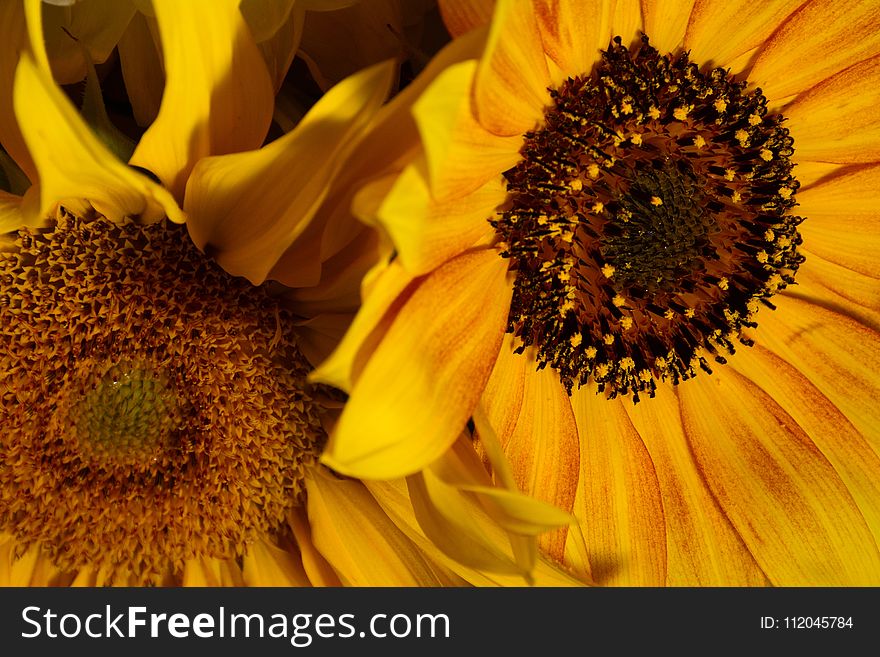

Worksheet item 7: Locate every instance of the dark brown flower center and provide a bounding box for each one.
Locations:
[493,36,805,401]
[0,209,324,583]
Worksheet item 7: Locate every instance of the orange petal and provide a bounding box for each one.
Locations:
[532,0,613,82]
[571,385,667,586]
[796,164,880,278]
[117,11,164,127]
[678,366,880,585]
[492,354,579,563]
[241,539,311,586]
[786,55,880,164]
[438,0,495,36]
[288,508,343,586]
[792,253,880,328]
[624,389,769,585]
[473,0,550,136]
[182,556,245,586]
[748,0,880,102]
[641,0,695,54]
[751,294,880,446]
[684,0,801,74]
[129,0,273,201]
[730,344,880,544]
[320,248,512,479]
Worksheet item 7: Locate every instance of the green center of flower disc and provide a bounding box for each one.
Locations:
[73,362,184,465]
[0,209,326,584]
[493,35,805,401]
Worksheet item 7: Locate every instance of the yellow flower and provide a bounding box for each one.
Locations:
[0,0,572,587]
[317,0,880,585]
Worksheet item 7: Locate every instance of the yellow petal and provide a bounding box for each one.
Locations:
[182,556,245,586]
[117,11,164,127]
[241,539,311,586]
[240,0,297,42]
[473,0,550,136]
[532,0,612,85]
[624,389,769,585]
[684,0,801,74]
[321,248,512,479]
[311,259,417,393]
[306,469,454,586]
[366,478,586,586]
[13,52,182,224]
[42,0,135,84]
[414,59,522,201]
[255,4,304,92]
[485,353,579,562]
[0,191,24,233]
[794,160,845,189]
[610,0,643,47]
[570,385,667,586]
[129,0,273,201]
[792,252,880,328]
[438,0,495,37]
[184,60,395,285]
[786,56,880,164]
[730,344,880,544]
[748,0,880,102]
[752,294,880,445]
[796,164,880,278]
[377,161,505,275]
[0,1,36,182]
[288,508,343,586]
[641,0,695,54]
[678,367,880,585]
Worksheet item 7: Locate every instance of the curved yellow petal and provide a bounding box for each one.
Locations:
[117,11,164,127]
[311,259,417,393]
[0,1,36,182]
[570,385,667,586]
[255,3,304,92]
[366,478,586,586]
[13,52,182,224]
[288,508,343,586]
[797,164,880,278]
[321,248,512,479]
[473,0,550,136]
[240,0,296,42]
[182,556,245,586]
[641,0,694,54]
[678,367,880,585]
[748,0,880,102]
[438,0,495,37]
[184,60,395,285]
[753,294,880,445]
[377,162,505,276]
[305,469,455,586]
[792,253,880,328]
[611,0,644,47]
[241,539,311,586]
[42,0,135,84]
[129,0,273,201]
[786,55,880,164]
[684,0,801,74]
[624,390,769,585]
[0,191,24,233]
[730,344,880,544]
[414,59,522,201]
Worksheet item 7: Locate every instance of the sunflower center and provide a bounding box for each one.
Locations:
[493,35,804,401]
[0,209,325,583]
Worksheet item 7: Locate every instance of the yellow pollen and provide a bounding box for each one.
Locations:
[594,363,611,378]
[673,105,691,121]
[654,357,668,370]
[777,235,792,248]
[620,357,635,371]
[714,98,728,112]
[648,106,660,119]
[779,186,793,199]
[569,333,583,347]
[731,191,742,203]
[612,294,627,307]
[650,196,663,206]
[735,129,749,146]
[603,333,616,345]
[760,148,773,161]
[537,214,549,225]
[749,113,762,126]
[601,264,616,278]
[587,163,600,178]
[724,168,736,181]
[718,277,729,291]
[585,346,598,359]
[592,201,605,214]
[630,132,643,145]
[570,178,583,191]
[693,135,706,149]
[664,309,675,320]
[684,308,696,318]
[620,316,634,330]
[747,299,760,315]
[620,101,633,115]
[756,250,769,263]
[764,229,775,242]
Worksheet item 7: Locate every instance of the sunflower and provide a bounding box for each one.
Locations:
[316,0,880,586]
[0,0,550,587]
